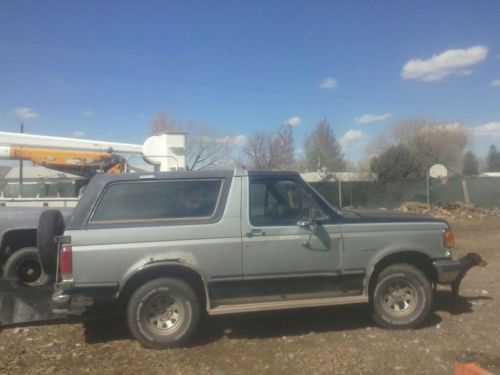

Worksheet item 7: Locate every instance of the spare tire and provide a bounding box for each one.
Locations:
[37,210,65,276]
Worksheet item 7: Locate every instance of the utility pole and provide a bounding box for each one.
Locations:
[19,123,24,197]
[338,177,342,209]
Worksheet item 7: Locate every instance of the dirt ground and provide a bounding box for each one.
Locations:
[1,215,499,375]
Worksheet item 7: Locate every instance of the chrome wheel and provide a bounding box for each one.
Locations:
[127,278,200,349]
[372,264,432,329]
[381,282,418,317]
[142,294,185,335]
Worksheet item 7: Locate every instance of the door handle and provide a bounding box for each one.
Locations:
[245,229,266,237]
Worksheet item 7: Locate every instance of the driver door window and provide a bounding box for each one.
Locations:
[249,178,330,227]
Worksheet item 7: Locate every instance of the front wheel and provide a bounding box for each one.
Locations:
[126,278,200,349]
[372,264,432,329]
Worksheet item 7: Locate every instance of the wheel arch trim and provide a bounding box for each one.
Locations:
[364,249,436,295]
[117,258,211,311]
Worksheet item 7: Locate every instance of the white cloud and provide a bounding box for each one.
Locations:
[216,135,248,147]
[354,113,392,125]
[472,122,500,139]
[15,107,38,120]
[72,130,85,138]
[285,116,301,126]
[320,77,337,89]
[401,45,488,82]
[490,80,500,87]
[340,129,364,149]
[82,111,94,117]
[233,134,248,146]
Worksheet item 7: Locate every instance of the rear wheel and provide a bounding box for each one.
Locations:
[3,247,50,287]
[126,278,200,349]
[372,263,432,329]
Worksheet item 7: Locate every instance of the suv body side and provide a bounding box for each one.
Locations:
[59,170,450,311]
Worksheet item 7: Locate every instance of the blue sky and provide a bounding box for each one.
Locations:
[1,1,499,163]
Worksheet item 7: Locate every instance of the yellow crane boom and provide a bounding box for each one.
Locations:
[1,145,125,177]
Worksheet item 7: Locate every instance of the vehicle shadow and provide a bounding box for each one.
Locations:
[78,304,386,346]
[79,304,381,346]
[82,316,133,344]
[190,304,443,347]
[76,290,491,346]
[2,290,489,347]
[433,290,493,315]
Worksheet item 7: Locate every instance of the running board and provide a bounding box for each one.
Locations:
[208,295,368,316]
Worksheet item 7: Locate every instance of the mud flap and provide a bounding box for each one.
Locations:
[0,279,64,326]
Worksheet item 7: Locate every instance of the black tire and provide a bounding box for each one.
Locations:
[372,263,432,329]
[37,210,65,276]
[126,278,200,349]
[3,247,51,287]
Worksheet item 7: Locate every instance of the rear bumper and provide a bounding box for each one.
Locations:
[52,284,118,314]
[52,289,71,310]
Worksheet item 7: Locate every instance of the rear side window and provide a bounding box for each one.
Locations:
[91,179,223,222]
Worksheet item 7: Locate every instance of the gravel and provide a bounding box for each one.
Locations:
[1,216,499,374]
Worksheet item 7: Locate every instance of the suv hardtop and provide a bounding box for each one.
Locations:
[38,169,484,349]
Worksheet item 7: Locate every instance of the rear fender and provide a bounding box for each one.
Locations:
[118,252,210,309]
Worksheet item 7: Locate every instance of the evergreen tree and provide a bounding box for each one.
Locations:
[370,144,420,181]
[487,145,500,172]
[462,151,479,175]
[304,119,345,172]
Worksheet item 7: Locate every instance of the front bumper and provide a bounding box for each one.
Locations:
[433,259,463,283]
[433,252,486,284]
[433,252,486,298]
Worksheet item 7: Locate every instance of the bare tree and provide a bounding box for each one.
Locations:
[371,118,471,178]
[151,113,182,134]
[270,125,295,170]
[400,121,470,175]
[243,125,296,170]
[244,131,272,169]
[364,134,391,159]
[151,112,231,170]
[186,124,233,170]
[359,134,391,172]
[391,118,428,145]
[303,119,345,172]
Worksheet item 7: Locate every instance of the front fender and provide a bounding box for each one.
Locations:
[363,244,435,292]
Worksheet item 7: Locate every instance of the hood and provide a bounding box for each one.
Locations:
[339,208,447,224]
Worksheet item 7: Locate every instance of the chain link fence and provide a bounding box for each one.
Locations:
[311,176,500,210]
